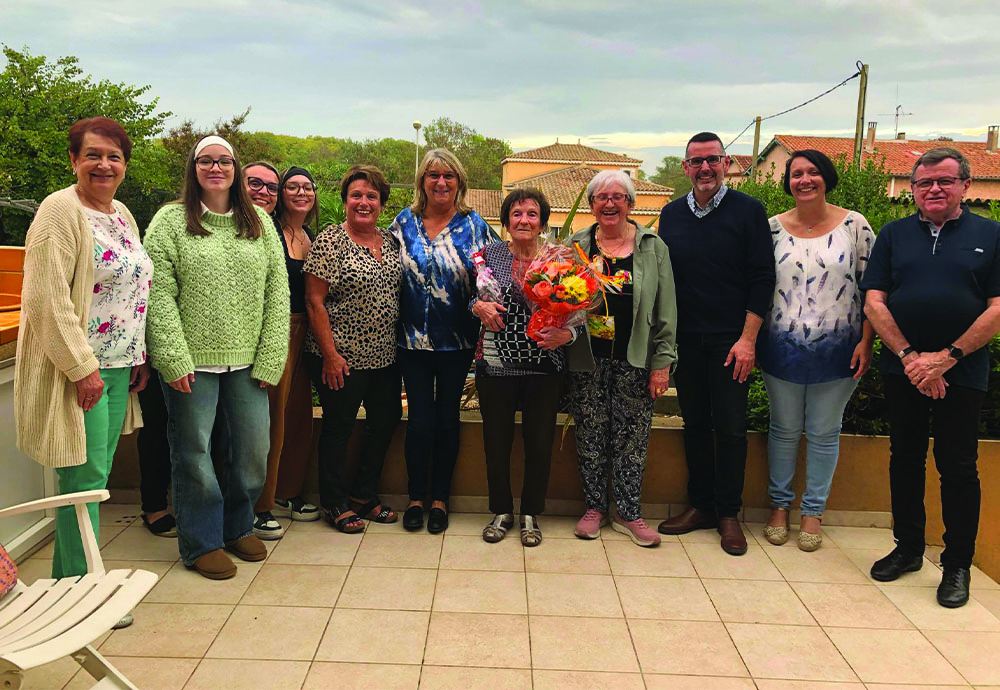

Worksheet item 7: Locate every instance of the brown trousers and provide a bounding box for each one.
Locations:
[255,313,314,512]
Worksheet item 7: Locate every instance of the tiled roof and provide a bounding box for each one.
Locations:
[730,155,754,172]
[503,142,642,165]
[465,189,502,220]
[766,135,1000,180]
[505,165,672,212]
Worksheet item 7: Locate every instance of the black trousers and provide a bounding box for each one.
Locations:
[476,372,565,516]
[883,374,985,569]
[136,380,172,513]
[673,332,750,518]
[306,354,402,510]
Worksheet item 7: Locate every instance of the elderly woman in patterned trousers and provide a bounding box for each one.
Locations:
[566,170,678,548]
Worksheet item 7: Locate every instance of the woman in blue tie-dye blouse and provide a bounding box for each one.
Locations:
[757,150,876,552]
[390,148,493,534]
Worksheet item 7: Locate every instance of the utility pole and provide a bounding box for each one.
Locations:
[852,63,870,167]
[750,116,762,176]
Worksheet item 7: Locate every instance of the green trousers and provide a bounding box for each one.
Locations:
[53,367,131,579]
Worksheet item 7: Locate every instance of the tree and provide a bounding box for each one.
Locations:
[650,155,691,197]
[423,117,512,190]
[0,46,171,243]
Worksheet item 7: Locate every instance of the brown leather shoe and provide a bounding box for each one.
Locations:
[657,507,718,535]
[718,518,748,556]
[225,534,267,562]
[189,549,237,580]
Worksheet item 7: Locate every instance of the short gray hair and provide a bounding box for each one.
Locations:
[586,170,636,205]
[911,147,971,181]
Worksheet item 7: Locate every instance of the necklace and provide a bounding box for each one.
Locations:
[596,229,633,259]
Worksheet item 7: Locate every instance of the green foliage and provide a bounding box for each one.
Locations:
[554,186,586,242]
[423,117,512,190]
[0,45,171,243]
[650,155,691,197]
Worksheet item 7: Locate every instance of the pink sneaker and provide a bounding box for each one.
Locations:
[574,510,609,539]
[612,514,661,547]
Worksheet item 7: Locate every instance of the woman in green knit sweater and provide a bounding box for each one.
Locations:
[144,135,290,580]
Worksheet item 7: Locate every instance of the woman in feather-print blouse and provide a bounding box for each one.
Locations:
[757,150,876,552]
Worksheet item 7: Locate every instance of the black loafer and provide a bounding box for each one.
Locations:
[141,513,177,538]
[427,507,449,534]
[403,505,424,532]
[937,567,971,608]
[870,546,923,582]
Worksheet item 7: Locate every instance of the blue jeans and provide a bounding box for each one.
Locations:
[762,372,858,516]
[160,368,269,565]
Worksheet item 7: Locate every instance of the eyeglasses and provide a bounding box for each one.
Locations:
[247,177,279,195]
[911,176,967,192]
[195,156,235,170]
[684,155,726,168]
[284,182,317,194]
[592,193,629,203]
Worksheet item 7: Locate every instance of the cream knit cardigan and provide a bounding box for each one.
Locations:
[15,185,143,468]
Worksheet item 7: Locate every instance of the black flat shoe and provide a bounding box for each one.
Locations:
[141,513,177,538]
[937,567,971,608]
[870,546,923,582]
[427,507,449,534]
[403,505,424,531]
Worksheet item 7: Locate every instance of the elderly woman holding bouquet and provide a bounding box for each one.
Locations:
[567,170,678,547]
[471,188,573,546]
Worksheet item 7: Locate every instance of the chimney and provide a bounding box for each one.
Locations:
[896,132,906,140]
[864,122,877,153]
[987,125,999,153]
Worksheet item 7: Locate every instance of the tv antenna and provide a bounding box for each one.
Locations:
[879,87,913,138]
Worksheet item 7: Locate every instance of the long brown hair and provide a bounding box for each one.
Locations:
[275,166,320,232]
[177,137,263,239]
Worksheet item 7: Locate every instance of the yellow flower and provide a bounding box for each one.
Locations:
[560,275,590,303]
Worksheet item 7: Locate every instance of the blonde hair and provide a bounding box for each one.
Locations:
[411,148,471,216]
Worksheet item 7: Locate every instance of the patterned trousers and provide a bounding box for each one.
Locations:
[569,357,655,522]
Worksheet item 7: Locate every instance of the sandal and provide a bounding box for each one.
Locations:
[520,515,542,547]
[798,515,823,552]
[482,513,514,543]
[352,496,397,524]
[326,506,365,534]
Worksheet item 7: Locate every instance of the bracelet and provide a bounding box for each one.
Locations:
[897,346,915,359]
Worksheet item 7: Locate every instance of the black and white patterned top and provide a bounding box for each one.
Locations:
[303,224,402,369]
[472,241,566,376]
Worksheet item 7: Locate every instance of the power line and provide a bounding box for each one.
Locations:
[725,61,864,150]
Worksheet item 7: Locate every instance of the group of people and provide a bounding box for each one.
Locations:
[14,117,1000,612]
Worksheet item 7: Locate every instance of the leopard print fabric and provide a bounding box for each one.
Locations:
[303,224,402,369]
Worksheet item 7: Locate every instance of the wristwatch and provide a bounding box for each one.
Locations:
[897,346,915,359]
[947,345,965,360]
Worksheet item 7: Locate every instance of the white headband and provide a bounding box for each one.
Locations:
[194,135,234,158]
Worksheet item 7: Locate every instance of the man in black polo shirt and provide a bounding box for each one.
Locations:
[863,147,1000,608]
[656,132,775,556]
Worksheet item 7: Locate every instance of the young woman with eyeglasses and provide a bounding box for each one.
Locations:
[244,162,281,215]
[144,135,290,579]
[251,166,322,540]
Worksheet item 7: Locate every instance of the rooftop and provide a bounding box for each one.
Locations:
[18,502,1000,689]
[506,165,673,214]
[464,189,502,221]
[503,142,642,166]
[764,135,1000,180]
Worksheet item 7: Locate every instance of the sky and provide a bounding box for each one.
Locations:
[3,0,999,175]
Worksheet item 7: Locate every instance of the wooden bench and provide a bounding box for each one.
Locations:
[0,490,158,689]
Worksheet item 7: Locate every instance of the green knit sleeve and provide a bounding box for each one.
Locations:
[145,206,195,383]
[252,207,291,385]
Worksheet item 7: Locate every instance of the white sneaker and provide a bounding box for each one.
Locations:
[253,511,285,540]
[274,496,321,522]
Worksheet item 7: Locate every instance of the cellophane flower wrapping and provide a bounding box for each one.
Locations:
[471,250,503,303]
[520,243,603,342]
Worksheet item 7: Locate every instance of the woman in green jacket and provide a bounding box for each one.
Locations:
[566,170,678,547]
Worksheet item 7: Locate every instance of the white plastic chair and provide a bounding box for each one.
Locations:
[0,490,158,689]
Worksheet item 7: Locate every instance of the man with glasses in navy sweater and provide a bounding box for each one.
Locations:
[863,147,1000,608]
[656,132,775,556]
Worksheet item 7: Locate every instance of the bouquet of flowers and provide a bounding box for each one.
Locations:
[471,250,503,303]
[521,243,603,342]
